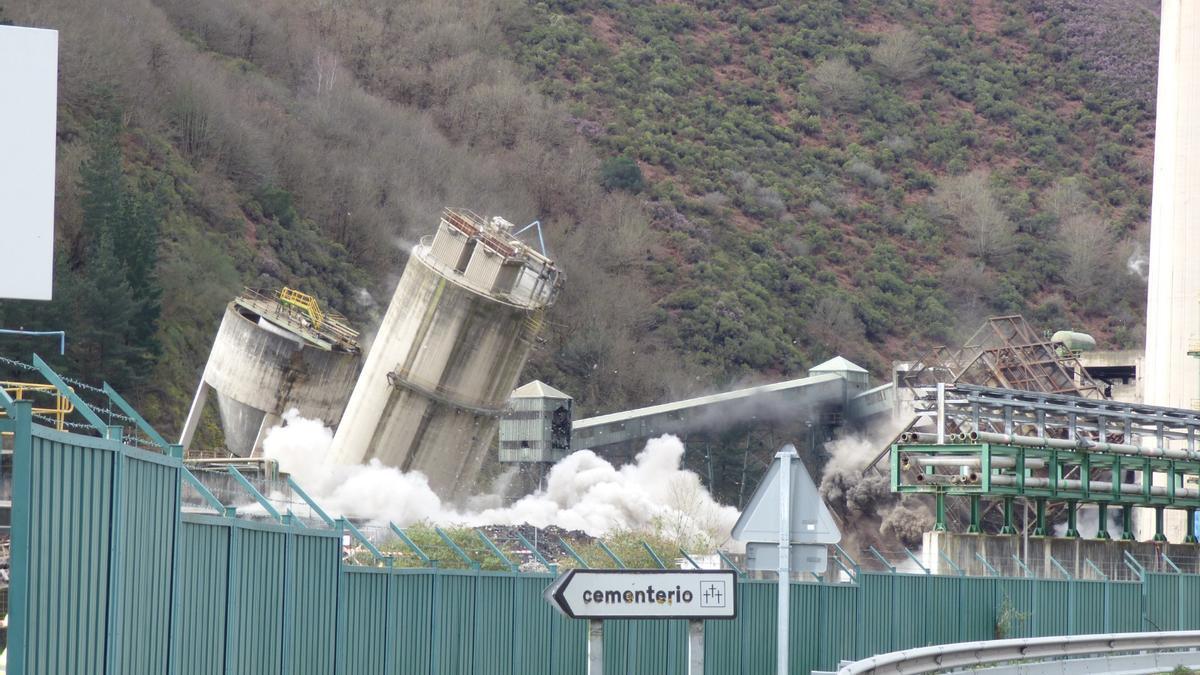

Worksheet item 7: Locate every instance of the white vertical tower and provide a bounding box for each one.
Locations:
[1142,0,1200,540]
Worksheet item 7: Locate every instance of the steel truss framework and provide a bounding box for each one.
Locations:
[893,383,1200,542]
[899,316,1105,400]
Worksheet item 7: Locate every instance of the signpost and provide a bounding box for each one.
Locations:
[732,444,841,675]
[543,569,737,674]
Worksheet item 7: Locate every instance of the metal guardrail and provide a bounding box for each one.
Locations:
[828,630,1200,674]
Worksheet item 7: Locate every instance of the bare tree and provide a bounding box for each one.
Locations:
[807,295,865,354]
[871,28,927,82]
[808,57,868,111]
[930,170,1016,263]
[1047,180,1122,311]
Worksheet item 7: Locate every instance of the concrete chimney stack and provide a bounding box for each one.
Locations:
[1141,0,1199,540]
[1145,1,1200,410]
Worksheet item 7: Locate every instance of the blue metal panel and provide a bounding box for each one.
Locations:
[435,573,477,675]
[1071,581,1107,635]
[175,518,231,675]
[114,455,178,673]
[231,526,288,674]
[739,581,776,674]
[1033,580,1070,636]
[1109,582,1144,633]
[1145,573,1180,631]
[958,577,1001,643]
[24,431,114,675]
[290,532,340,675]
[474,574,515,675]
[342,568,391,674]
[892,574,932,648]
[921,575,964,647]
[1179,575,1200,629]
[391,570,434,675]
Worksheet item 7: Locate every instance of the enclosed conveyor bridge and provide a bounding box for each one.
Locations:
[571,356,890,453]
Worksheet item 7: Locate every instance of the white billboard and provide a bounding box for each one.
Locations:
[0,25,58,301]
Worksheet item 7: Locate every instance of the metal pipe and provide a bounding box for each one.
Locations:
[904,432,943,444]
[975,430,1199,461]
[989,474,1200,499]
[906,456,1046,470]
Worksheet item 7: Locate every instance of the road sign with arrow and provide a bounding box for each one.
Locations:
[543,569,737,620]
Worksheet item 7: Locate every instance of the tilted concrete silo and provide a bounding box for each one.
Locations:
[330,208,561,501]
[179,288,362,456]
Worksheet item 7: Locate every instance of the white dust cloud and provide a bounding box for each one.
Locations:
[261,410,739,548]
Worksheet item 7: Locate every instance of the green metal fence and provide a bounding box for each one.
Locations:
[5,392,1199,675]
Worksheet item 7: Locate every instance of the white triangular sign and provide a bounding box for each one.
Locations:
[732,444,841,544]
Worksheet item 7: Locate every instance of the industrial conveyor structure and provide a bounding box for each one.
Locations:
[892,382,1200,542]
[567,356,893,506]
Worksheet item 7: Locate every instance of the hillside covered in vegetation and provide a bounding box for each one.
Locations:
[510,0,1158,374]
[0,0,1160,442]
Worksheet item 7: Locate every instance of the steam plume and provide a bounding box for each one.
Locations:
[261,410,738,548]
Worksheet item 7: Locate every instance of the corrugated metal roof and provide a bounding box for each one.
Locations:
[809,356,868,374]
[510,380,572,399]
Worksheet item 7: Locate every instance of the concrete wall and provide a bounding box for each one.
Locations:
[925,530,1200,580]
[330,246,540,501]
[1078,349,1142,403]
[200,303,360,455]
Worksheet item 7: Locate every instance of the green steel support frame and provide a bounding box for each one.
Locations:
[17,373,1200,674]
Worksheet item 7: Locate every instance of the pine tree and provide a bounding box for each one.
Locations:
[68,232,142,389]
[60,99,164,388]
[115,189,162,351]
[78,103,124,264]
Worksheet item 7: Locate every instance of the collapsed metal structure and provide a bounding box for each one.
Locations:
[896,316,1104,400]
[892,382,1200,542]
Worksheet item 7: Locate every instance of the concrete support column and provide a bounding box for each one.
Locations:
[251,411,282,457]
[178,380,211,453]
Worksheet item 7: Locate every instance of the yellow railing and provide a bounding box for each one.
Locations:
[277,287,325,330]
[0,381,73,431]
[522,309,544,340]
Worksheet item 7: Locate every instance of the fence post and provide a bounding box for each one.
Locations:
[383,559,396,675]
[281,518,296,675]
[430,566,442,675]
[167,444,184,675]
[7,399,32,675]
[104,425,127,674]
[334,519,348,675]
[225,519,243,674]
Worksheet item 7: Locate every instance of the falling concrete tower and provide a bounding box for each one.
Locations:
[180,288,362,456]
[1141,0,1199,540]
[330,208,561,501]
